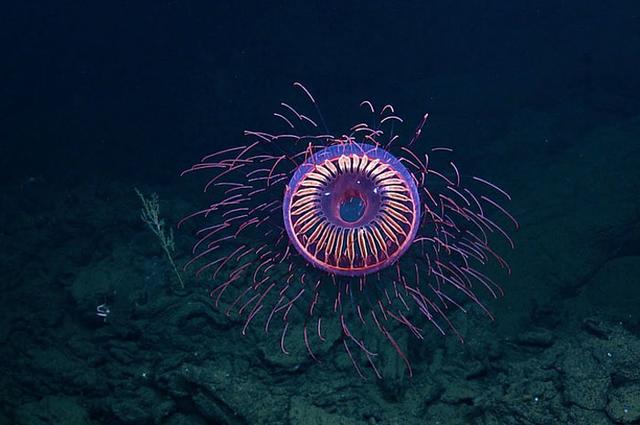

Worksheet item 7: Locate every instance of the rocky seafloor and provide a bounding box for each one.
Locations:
[1,104,639,425]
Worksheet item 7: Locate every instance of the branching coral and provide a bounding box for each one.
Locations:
[135,188,184,288]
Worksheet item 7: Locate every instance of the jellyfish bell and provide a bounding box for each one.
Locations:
[283,143,421,276]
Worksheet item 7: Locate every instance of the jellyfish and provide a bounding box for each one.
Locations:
[180,83,517,377]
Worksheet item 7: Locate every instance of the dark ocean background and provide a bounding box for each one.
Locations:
[2,1,640,424]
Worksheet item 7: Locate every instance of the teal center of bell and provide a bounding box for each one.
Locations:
[339,194,366,223]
